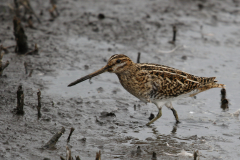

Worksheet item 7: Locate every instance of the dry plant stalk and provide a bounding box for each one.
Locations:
[14,0,21,18]
[16,85,24,114]
[137,52,141,63]
[43,127,65,149]
[13,17,28,54]
[169,25,177,44]
[37,90,41,118]
[49,0,59,18]
[0,45,9,54]
[96,150,101,160]
[66,146,72,160]
[194,150,199,160]
[20,0,41,23]
[152,152,157,160]
[28,69,33,77]
[24,62,28,74]
[0,48,10,76]
[26,15,36,29]
[60,147,81,160]
[220,88,229,110]
[67,127,75,143]
[25,44,38,55]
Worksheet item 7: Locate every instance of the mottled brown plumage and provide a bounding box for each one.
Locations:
[68,54,224,125]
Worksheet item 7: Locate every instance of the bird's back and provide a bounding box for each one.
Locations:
[117,63,224,103]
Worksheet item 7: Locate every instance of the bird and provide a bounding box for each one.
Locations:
[68,54,224,125]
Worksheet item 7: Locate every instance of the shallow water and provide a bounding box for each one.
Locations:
[42,32,240,159]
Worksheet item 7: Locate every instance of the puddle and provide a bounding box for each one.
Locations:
[42,70,120,98]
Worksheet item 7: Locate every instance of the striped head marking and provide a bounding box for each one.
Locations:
[68,54,133,87]
[107,54,133,73]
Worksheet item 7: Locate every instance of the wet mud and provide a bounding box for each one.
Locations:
[1,0,240,159]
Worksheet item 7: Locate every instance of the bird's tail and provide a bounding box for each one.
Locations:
[190,77,225,97]
[199,78,225,92]
[211,81,225,88]
[199,77,225,88]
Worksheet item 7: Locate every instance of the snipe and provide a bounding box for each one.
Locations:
[68,54,224,125]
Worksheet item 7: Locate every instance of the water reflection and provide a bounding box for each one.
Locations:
[171,124,178,134]
[221,99,229,110]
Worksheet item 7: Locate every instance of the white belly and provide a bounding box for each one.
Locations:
[150,89,199,107]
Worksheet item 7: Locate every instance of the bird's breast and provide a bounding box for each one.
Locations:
[116,73,153,103]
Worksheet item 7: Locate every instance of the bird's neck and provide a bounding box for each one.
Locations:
[116,63,138,77]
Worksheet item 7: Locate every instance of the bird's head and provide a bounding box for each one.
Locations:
[68,54,133,87]
[106,54,133,73]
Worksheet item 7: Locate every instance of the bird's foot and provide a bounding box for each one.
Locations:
[175,120,181,124]
[146,109,162,126]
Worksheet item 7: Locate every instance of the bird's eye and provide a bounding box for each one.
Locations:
[116,59,121,63]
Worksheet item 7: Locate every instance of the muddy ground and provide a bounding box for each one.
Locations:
[1,0,240,159]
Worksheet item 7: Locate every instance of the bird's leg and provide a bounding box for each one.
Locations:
[165,102,180,123]
[146,108,162,126]
[171,108,180,123]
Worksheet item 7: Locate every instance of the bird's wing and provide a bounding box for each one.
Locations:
[135,68,201,99]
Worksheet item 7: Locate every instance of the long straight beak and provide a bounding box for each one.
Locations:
[68,66,108,87]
